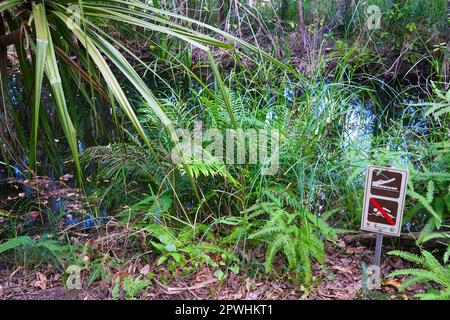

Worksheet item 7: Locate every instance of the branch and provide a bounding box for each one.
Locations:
[341,232,450,249]
[0,29,21,47]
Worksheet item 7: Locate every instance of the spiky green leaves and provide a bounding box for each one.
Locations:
[388,249,450,299]
[30,3,81,180]
[246,202,332,283]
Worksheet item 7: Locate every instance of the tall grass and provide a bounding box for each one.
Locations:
[1,0,448,285]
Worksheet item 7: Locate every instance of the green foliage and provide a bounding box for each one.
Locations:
[111,276,121,300]
[178,160,239,187]
[0,235,66,267]
[144,223,234,276]
[388,249,450,300]
[406,84,449,244]
[122,276,152,300]
[408,180,444,229]
[245,201,335,283]
[1,0,278,187]
[1,0,449,299]
[80,143,163,207]
[0,236,34,254]
[422,83,450,120]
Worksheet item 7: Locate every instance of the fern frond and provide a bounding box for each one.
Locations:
[417,289,450,300]
[265,234,286,272]
[407,188,442,227]
[0,236,33,254]
[243,200,333,281]
[248,225,283,240]
[263,186,302,210]
[417,219,436,244]
[419,232,450,245]
[399,275,431,291]
[307,233,326,263]
[444,245,450,264]
[282,236,297,270]
[304,209,337,240]
[421,250,448,280]
[426,180,435,204]
[389,268,447,287]
[388,250,425,265]
[298,244,312,283]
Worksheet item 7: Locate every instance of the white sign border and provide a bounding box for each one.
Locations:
[360,165,409,237]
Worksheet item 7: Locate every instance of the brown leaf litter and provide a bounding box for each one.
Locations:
[0,239,436,300]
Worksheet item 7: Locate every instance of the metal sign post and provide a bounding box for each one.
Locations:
[372,233,383,266]
[361,165,409,266]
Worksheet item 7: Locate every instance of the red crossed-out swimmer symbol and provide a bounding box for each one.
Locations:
[369,198,396,226]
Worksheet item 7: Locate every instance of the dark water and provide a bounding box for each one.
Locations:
[1,72,440,233]
[2,73,436,179]
[1,74,120,180]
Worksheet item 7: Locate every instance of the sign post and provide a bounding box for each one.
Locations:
[373,233,383,266]
[361,165,409,266]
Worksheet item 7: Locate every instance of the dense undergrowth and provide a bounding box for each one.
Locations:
[0,0,449,299]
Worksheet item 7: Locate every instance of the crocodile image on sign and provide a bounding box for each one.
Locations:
[372,178,398,191]
[370,170,403,198]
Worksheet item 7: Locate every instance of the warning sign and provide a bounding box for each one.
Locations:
[361,165,408,236]
[370,170,403,198]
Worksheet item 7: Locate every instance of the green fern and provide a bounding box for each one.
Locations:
[387,250,425,265]
[388,249,450,299]
[0,236,34,254]
[426,180,435,204]
[417,289,450,300]
[0,236,65,266]
[178,160,239,187]
[444,245,450,264]
[246,202,333,283]
[264,235,290,272]
[408,187,442,227]
[80,143,163,207]
[420,82,450,119]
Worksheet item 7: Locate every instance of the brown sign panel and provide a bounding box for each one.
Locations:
[367,197,398,225]
[370,170,403,198]
[361,165,408,236]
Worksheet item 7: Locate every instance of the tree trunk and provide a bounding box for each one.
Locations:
[297,0,306,34]
[281,0,289,22]
[297,0,308,49]
[0,13,9,96]
[342,232,450,250]
[219,0,229,28]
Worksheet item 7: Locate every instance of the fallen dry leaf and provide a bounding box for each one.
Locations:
[81,255,90,264]
[112,271,128,284]
[345,246,365,254]
[386,256,404,268]
[336,240,346,248]
[383,277,402,289]
[331,265,353,274]
[140,264,151,276]
[33,272,47,290]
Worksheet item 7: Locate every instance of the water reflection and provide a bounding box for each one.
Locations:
[2,73,118,179]
[343,97,376,156]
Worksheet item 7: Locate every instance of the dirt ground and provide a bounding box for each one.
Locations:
[0,177,434,300]
[0,239,430,300]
